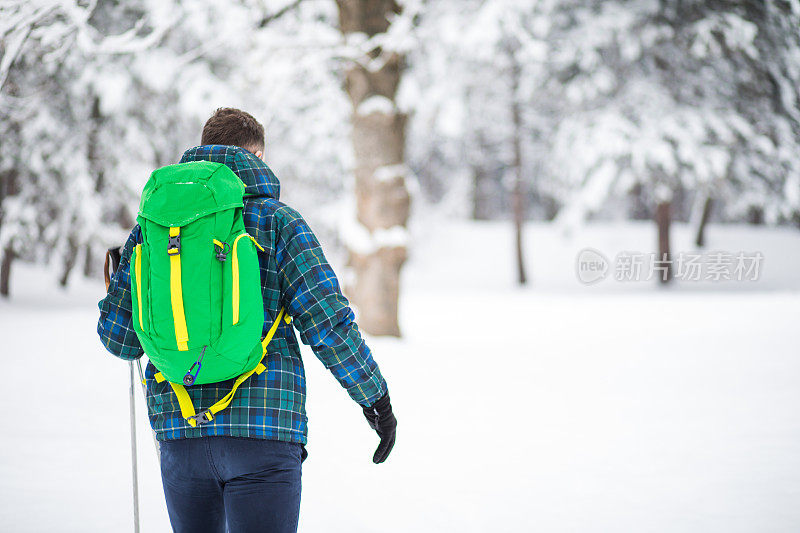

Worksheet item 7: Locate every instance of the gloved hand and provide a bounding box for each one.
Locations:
[104,246,122,290]
[362,392,396,464]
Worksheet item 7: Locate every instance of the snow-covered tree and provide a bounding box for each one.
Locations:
[534,0,800,281]
[0,0,173,294]
[4,0,799,298]
[404,0,557,284]
[549,0,800,230]
[0,0,352,296]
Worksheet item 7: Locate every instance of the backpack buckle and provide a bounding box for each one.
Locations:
[189,409,214,426]
[167,234,181,255]
[214,241,229,261]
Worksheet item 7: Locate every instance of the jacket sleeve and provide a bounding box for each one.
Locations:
[274,206,387,407]
[97,226,144,361]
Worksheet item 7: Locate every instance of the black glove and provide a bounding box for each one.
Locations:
[104,246,122,290]
[362,392,396,464]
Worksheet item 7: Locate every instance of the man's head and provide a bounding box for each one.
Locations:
[201,107,265,159]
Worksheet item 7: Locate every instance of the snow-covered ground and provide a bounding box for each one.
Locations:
[1,220,799,532]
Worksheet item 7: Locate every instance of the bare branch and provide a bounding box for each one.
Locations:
[0,3,58,91]
[258,0,304,28]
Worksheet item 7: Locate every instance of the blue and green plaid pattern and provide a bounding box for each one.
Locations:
[97,146,387,444]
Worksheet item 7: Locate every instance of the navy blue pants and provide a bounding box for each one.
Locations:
[160,437,304,533]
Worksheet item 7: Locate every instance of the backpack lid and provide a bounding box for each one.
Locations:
[138,161,245,227]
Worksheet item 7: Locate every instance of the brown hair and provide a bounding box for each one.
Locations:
[201,107,265,153]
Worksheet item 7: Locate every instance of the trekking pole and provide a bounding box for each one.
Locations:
[107,247,142,532]
[136,358,161,463]
[129,361,141,533]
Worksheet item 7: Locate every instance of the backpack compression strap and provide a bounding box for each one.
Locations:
[153,307,291,427]
[168,227,189,351]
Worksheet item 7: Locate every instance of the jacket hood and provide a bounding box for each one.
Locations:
[179,145,280,200]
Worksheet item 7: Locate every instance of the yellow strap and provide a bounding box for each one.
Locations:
[203,371,257,419]
[261,307,286,353]
[154,371,201,426]
[169,227,189,351]
[200,308,289,421]
[213,238,224,249]
[231,233,265,325]
[159,308,288,428]
[133,244,144,331]
[248,235,264,252]
[168,382,200,427]
[231,234,249,325]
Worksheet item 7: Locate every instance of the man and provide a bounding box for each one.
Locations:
[98,108,396,533]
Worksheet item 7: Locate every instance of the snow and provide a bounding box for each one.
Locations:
[374,164,410,183]
[356,95,396,116]
[340,216,410,255]
[1,220,800,532]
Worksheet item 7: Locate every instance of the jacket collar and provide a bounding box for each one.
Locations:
[179,145,280,200]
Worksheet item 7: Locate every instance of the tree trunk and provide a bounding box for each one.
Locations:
[628,183,651,220]
[83,243,94,277]
[747,206,764,225]
[656,200,672,284]
[471,166,490,221]
[509,48,528,285]
[469,123,490,221]
[0,167,19,298]
[0,245,14,297]
[336,0,409,337]
[59,233,79,287]
[81,95,105,280]
[694,196,713,248]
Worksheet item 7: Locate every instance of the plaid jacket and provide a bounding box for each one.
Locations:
[97,145,387,444]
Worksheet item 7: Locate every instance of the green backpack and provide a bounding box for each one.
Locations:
[130,161,288,427]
